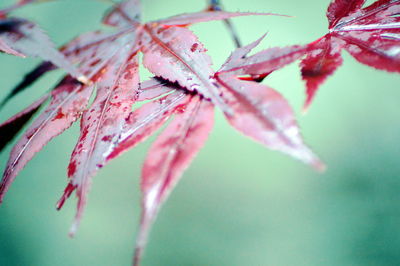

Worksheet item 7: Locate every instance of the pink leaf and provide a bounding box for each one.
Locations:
[62,30,136,72]
[156,11,284,26]
[141,25,229,112]
[220,43,307,77]
[59,46,140,236]
[0,78,94,203]
[0,24,138,203]
[219,33,267,72]
[300,36,345,111]
[0,38,24,57]
[216,74,324,170]
[136,78,179,101]
[134,96,214,265]
[106,90,190,162]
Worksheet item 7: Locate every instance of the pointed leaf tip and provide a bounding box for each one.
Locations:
[217,75,322,169]
[134,97,214,265]
[220,32,268,72]
[69,221,79,238]
[156,11,287,26]
[300,36,344,109]
[309,154,326,172]
[67,188,87,238]
[301,103,310,115]
[133,209,156,266]
[56,183,76,210]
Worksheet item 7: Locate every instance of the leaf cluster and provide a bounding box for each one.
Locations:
[0,0,399,265]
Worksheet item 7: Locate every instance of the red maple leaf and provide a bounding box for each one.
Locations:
[301,0,400,110]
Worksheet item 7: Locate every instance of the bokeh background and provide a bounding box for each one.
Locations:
[1,0,400,265]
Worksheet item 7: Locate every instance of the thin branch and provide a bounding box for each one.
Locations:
[207,0,242,48]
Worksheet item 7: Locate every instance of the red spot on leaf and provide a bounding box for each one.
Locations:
[56,183,76,210]
[68,160,77,177]
[81,126,89,140]
[53,109,65,120]
[89,58,101,67]
[111,102,122,108]
[101,135,113,142]
[175,104,187,113]
[125,112,137,124]
[191,43,198,52]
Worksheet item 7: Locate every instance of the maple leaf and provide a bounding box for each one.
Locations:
[301,0,400,110]
[0,1,322,265]
[0,0,87,83]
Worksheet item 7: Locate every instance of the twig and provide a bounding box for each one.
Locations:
[208,0,242,48]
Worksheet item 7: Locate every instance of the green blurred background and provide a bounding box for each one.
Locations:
[1,0,400,265]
